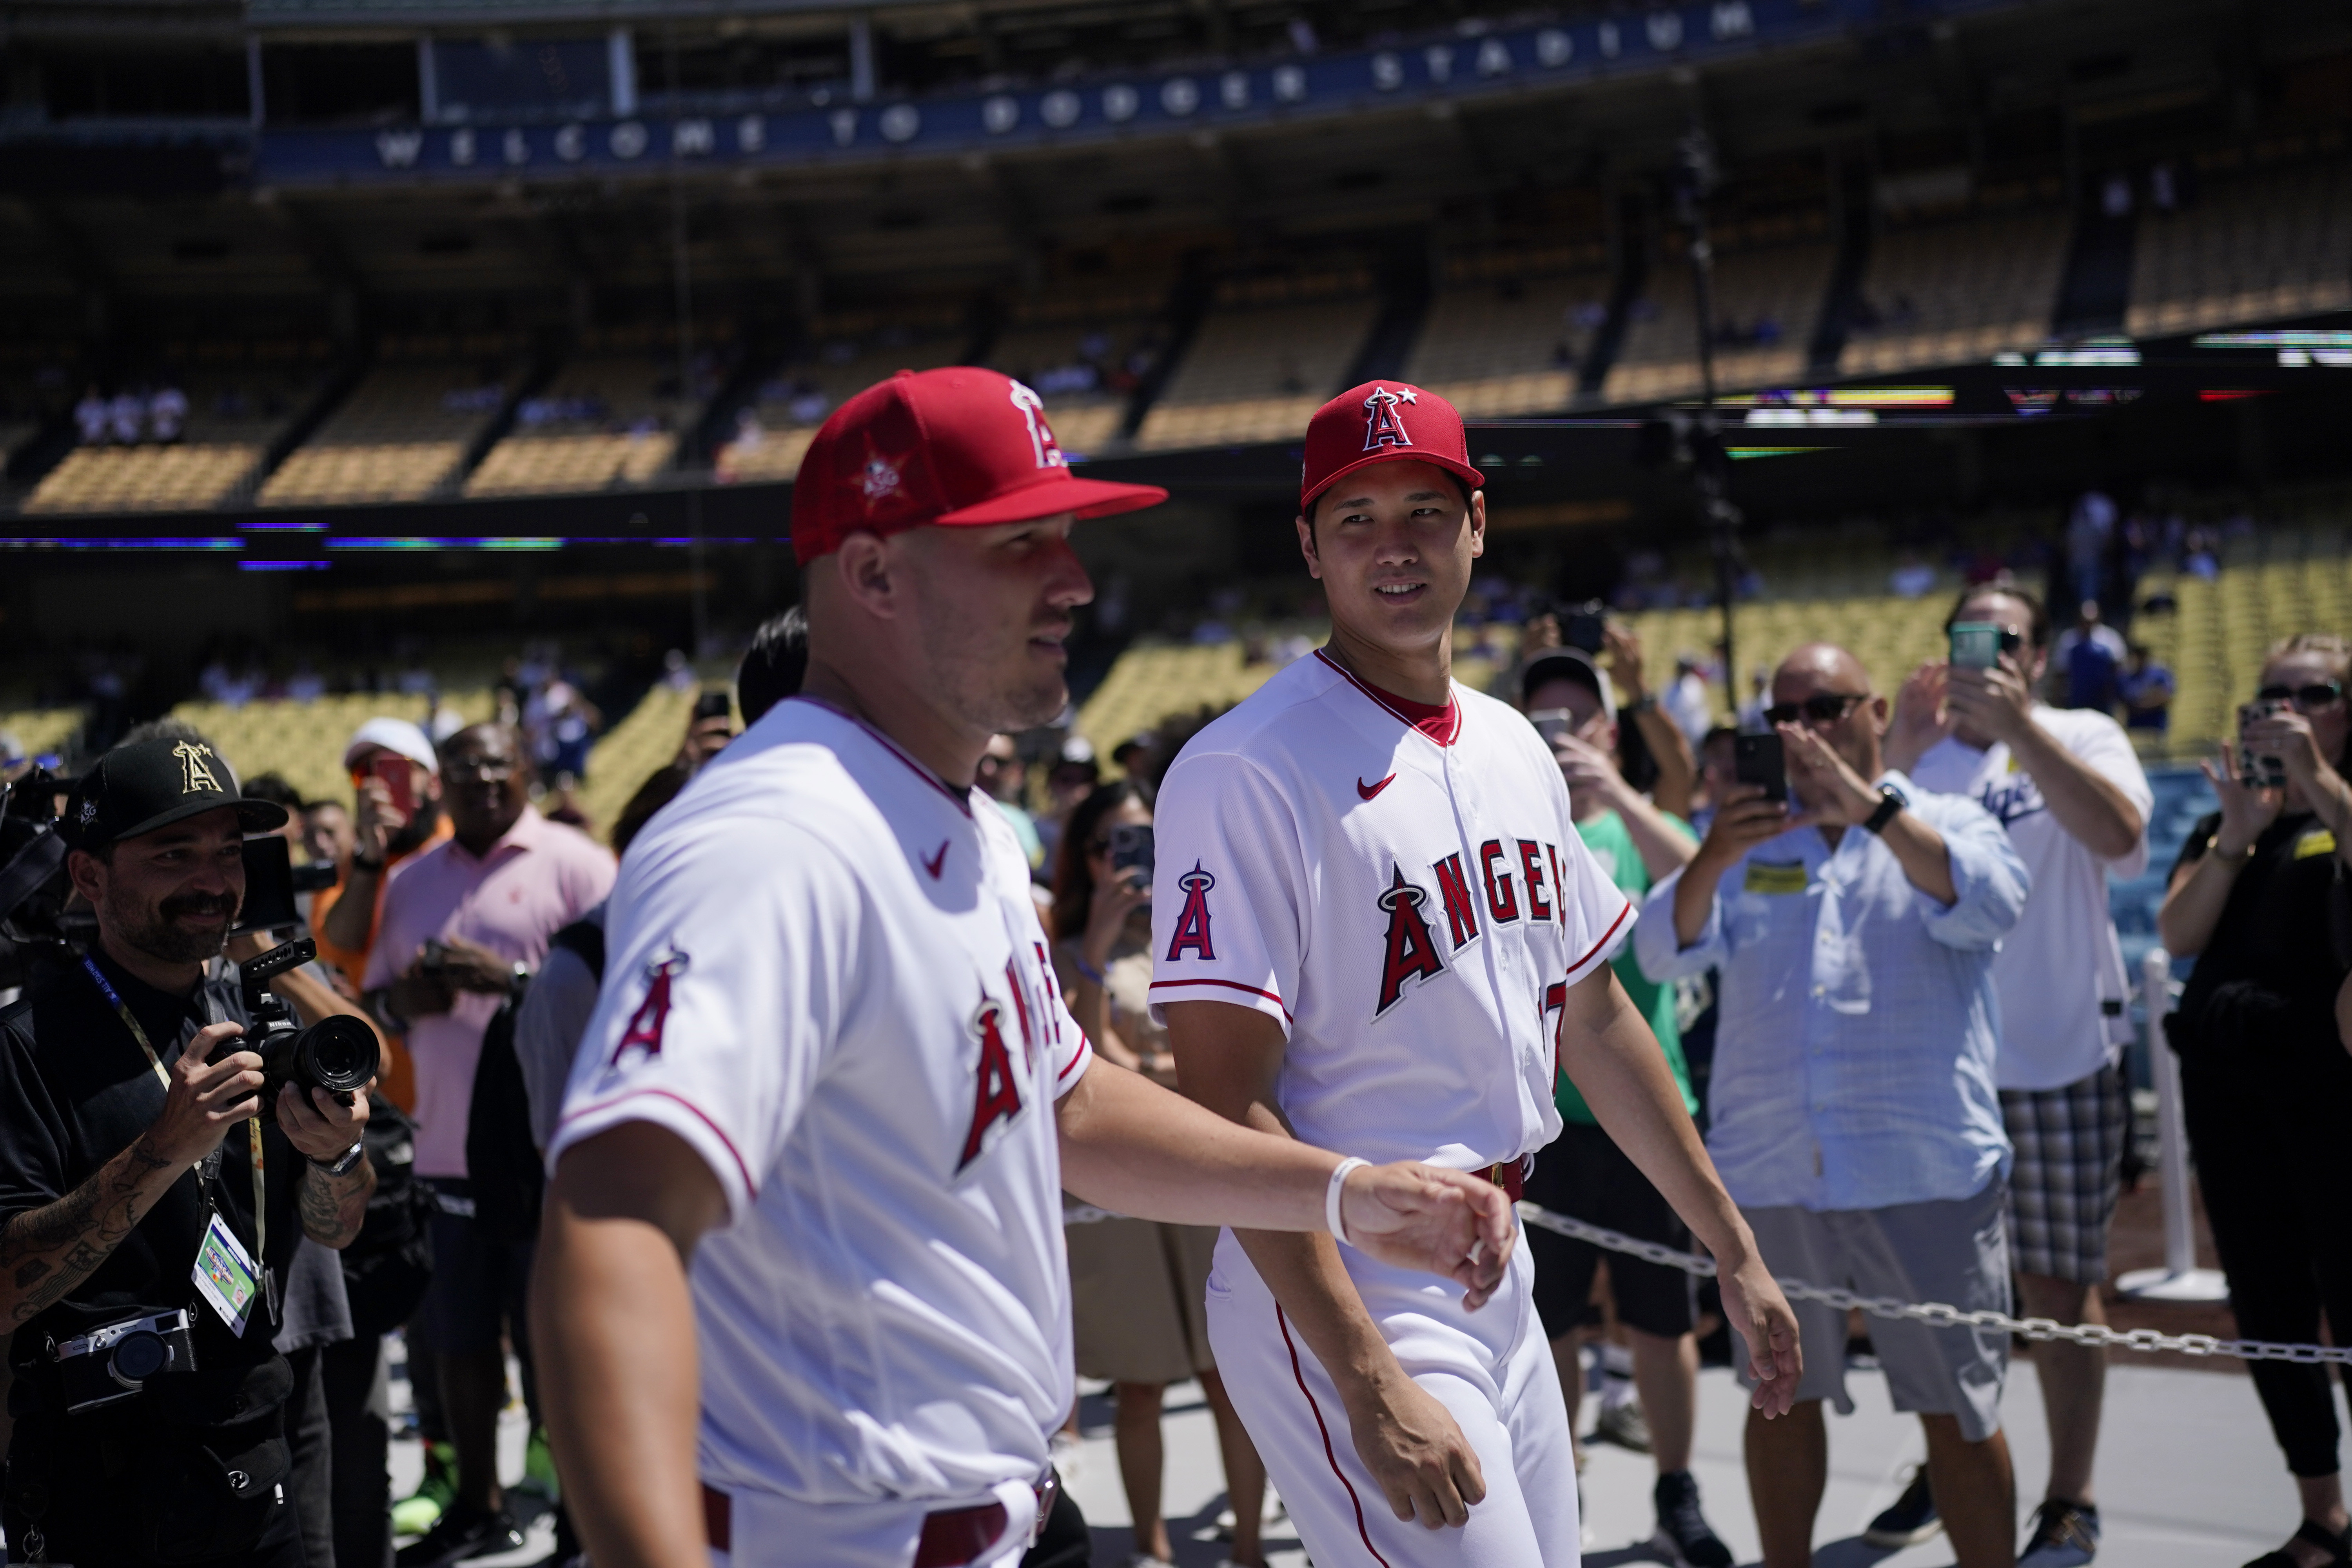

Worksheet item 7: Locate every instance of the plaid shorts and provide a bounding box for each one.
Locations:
[2000,1062,2129,1283]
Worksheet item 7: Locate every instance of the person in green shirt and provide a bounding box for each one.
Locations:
[1519,646,1730,1568]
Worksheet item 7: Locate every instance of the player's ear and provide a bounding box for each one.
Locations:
[829,532,902,620]
[65,846,109,907]
[1467,489,1487,559]
[1295,514,1323,580]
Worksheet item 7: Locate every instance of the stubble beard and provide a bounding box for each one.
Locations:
[110,886,235,967]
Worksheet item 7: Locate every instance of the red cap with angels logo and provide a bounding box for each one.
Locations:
[789,367,1168,566]
[1300,380,1485,512]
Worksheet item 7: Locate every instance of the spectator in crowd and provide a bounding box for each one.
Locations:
[1635,644,2028,1568]
[2066,492,2117,608]
[1601,625,1700,818]
[108,387,143,445]
[317,719,452,1111]
[978,732,1045,872]
[0,737,378,1568]
[1736,668,1771,731]
[2055,601,2126,713]
[2119,644,2176,735]
[73,385,106,445]
[1049,780,1271,1568]
[1691,724,1739,835]
[1034,733,1101,869]
[737,604,810,727]
[2159,635,2352,1568]
[1663,650,1717,748]
[363,723,615,1566]
[1888,585,2154,1564]
[304,796,356,871]
[1518,648,1732,1564]
[148,383,188,444]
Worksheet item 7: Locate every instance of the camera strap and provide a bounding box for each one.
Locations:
[82,956,276,1332]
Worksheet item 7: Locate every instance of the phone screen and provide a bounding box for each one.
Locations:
[1734,733,1788,803]
[1948,622,2003,670]
[694,689,733,722]
[2238,701,2290,789]
[1527,709,1576,747]
[369,754,416,818]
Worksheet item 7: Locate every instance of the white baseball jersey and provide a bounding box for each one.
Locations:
[548,697,1091,1514]
[1149,650,1633,1171]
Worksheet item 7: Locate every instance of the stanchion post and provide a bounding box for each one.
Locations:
[2118,945,2230,1302]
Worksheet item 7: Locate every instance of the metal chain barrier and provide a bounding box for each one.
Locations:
[1063,1196,2352,1365]
[1515,1200,2352,1367]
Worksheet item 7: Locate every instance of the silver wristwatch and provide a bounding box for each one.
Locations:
[314,1141,366,1178]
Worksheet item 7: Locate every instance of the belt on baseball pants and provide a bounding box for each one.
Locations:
[1485,1158,1527,1203]
[701,1470,1058,1564]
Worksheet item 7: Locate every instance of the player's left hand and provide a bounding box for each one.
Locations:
[1339,1162,1517,1309]
[1719,1250,1803,1418]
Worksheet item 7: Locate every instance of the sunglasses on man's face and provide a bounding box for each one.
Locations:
[2256,682,2345,711]
[1762,691,1867,727]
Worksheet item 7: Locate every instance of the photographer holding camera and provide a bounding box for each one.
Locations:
[0,735,378,1567]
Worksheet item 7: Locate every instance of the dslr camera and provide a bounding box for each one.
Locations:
[54,1307,198,1413]
[237,939,380,1119]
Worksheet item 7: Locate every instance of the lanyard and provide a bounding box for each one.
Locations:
[80,954,267,1262]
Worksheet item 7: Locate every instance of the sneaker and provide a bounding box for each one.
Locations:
[391,1443,459,1539]
[1862,1466,1942,1549]
[394,1504,525,1568]
[2019,1501,2101,1568]
[1592,1399,1653,1454]
[1653,1470,1733,1568]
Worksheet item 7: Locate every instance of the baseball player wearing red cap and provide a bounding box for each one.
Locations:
[1155,382,1804,1566]
[530,368,1527,1568]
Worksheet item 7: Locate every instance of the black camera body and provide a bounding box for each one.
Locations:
[237,940,379,1121]
[54,1307,199,1413]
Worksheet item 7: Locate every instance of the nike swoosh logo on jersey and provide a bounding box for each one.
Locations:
[1356,773,1397,800]
[922,841,949,878]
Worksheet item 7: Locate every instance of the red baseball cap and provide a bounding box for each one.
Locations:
[790,367,1167,566]
[1300,380,1484,512]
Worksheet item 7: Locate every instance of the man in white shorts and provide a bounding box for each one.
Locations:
[1154,380,1802,1568]
[530,368,1523,1568]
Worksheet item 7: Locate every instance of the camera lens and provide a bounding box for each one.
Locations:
[296,1016,380,1096]
[110,1330,168,1384]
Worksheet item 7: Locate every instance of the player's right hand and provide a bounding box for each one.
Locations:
[1339,1162,1516,1309]
[1342,1368,1486,1530]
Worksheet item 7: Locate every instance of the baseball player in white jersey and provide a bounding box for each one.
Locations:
[1154,382,1804,1567]
[529,367,1527,1568]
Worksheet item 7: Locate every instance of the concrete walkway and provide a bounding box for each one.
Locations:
[1060,1359,2304,1566]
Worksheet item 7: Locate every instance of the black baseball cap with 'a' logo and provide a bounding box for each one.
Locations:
[60,737,287,853]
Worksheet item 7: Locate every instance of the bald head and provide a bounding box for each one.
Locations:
[1774,643,1871,698]
[1770,642,1886,782]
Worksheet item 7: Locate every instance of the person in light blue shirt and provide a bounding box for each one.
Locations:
[1635,643,2028,1568]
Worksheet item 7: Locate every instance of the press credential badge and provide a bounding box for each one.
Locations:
[192,1210,260,1338]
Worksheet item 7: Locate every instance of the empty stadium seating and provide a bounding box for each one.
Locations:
[1134,274,1376,450]
[1841,207,2073,376]
[0,706,84,761]
[719,308,969,486]
[464,345,695,497]
[259,340,524,507]
[25,354,331,514]
[1406,265,1611,418]
[2126,155,2352,339]
[1605,239,1831,405]
[985,291,1165,457]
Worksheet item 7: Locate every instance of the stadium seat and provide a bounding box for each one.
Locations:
[464,348,694,497]
[1135,286,1378,450]
[260,347,523,507]
[1839,208,2072,376]
[2127,156,2352,338]
[1606,241,1832,404]
[1408,268,1610,417]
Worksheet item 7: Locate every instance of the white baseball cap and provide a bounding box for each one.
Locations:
[343,717,440,776]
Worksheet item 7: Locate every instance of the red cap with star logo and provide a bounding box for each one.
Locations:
[789,367,1168,566]
[1300,379,1484,512]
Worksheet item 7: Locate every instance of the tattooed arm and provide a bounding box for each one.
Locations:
[0,1020,268,1327]
[282,1078,376,1249]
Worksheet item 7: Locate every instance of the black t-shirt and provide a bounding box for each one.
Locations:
[0,947,303,1417]
[2170,808,2352,1072]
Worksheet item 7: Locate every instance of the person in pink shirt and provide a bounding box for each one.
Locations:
[363,722,615,1566]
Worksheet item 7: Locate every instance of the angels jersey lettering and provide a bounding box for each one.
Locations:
[1149,651,1632,1171]
[549,698,1091,1510]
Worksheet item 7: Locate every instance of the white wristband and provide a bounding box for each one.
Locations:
[1325,1157,1370,1249]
